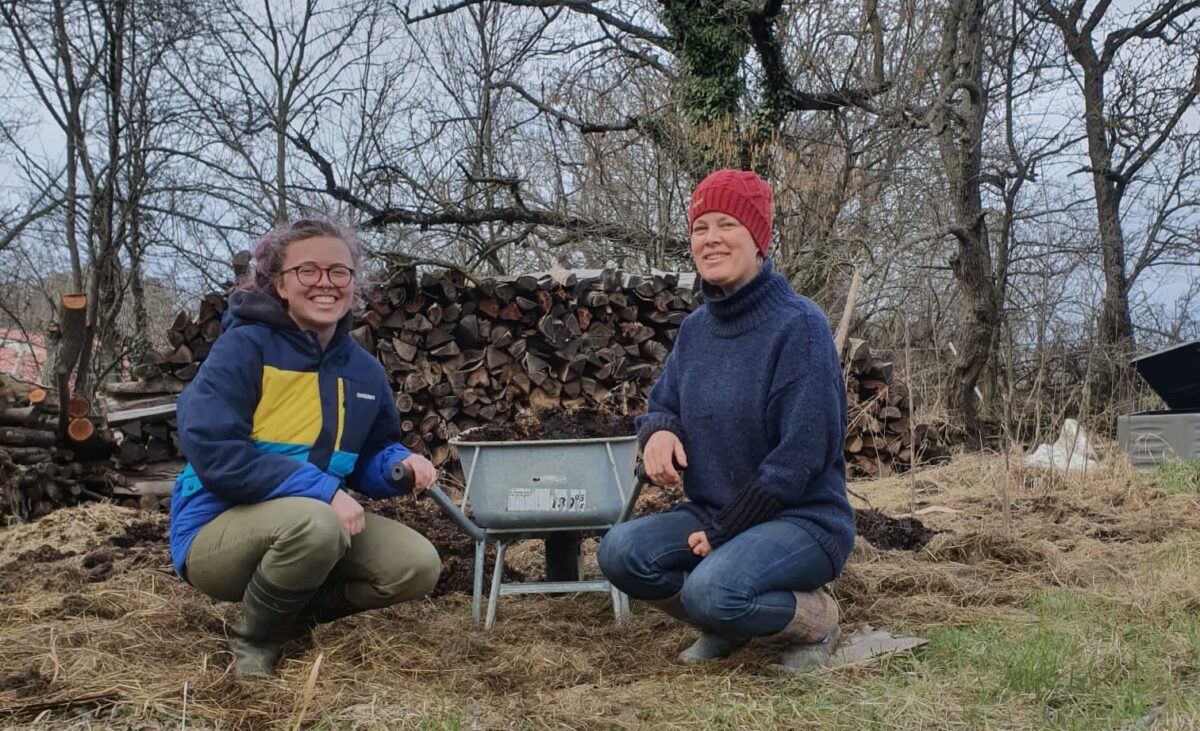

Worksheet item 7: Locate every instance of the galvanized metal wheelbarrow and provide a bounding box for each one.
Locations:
[400,433,642,628]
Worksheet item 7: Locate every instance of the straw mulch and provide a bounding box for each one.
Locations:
[1,453,1197,729]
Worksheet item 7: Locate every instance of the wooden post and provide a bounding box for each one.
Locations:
[232,250,252,289]
[833,265,862,358]
[55,293,88,437]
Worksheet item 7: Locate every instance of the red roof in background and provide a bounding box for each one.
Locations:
[0,329,48,384]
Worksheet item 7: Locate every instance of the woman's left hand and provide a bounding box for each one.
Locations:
[687,530,712,557]
[402,454,437,494]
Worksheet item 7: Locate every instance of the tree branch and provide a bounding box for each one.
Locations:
[747,1,890,113]
[291,130,686,251]
[397,0,669,48]
[1101,0,1200,66]
[1119,56,1200,185]
[494,80,643,133]
[0,188,65,253]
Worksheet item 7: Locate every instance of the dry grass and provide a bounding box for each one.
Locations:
[1,453,1198,729]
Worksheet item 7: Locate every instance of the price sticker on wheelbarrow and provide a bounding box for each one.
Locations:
[507,487,587,512]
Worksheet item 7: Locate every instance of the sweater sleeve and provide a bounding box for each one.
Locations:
[753,313,847,509]
[634,342,686,451]
[345,368,414,499]
[176,330,339,505]
[706,479,784,548]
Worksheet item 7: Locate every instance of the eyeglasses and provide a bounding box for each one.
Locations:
[280,264,354,287]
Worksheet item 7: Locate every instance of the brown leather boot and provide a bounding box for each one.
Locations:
[770,589,841,673]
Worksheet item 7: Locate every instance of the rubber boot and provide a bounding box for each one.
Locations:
[769,589,841,674]
[678,632,748,664]
[228,569,318,677]
[301,581,363,625]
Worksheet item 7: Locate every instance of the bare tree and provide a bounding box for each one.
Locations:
[292,0,888,259]
[1,0,203,398]
[171,0,379,227]
[1023,0,1200,396]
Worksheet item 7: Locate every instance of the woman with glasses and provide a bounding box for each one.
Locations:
[169,219,441,677]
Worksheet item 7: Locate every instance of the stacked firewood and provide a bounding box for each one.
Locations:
[109,266,951,480]
[361,267,695,466]
[0,375,119,519]
[103,292,221,469]
[105,381,187,469]
[138,293,227,384]
[843,338,950,477]
[104,268,697,471]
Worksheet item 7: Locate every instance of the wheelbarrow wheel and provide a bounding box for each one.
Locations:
[544,532,582,583]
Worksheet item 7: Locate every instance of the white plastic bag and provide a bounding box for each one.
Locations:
[1021,419,1100,473]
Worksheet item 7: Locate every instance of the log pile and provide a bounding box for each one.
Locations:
[102,268,698,472]
[103,293,221,469]
[105,383,186,470]
[135,293,228,384]
[361,267,695,466]
[0,376,120,519]
[843,338,950,478]
[106,267,953,480]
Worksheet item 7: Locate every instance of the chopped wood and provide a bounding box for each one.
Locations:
[67,394,91,419]
[67,418,95,442]
[77,268,948,504]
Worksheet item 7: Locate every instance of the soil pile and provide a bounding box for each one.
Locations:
[632,481,684,517]
[854,508,936,550]
[459,406,635,442]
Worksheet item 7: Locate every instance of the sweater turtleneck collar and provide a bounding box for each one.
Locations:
[700,258,795,338]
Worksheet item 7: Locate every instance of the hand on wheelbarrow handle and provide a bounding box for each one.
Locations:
[389,460,416,492]
[634,457,683,486]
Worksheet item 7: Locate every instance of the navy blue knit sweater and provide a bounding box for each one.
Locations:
[635,260,855,576]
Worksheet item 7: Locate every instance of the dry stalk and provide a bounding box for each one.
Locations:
[290,652,324,731]
[904,321,917,515]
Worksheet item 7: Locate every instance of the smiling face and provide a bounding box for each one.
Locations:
[690,211,762,293]
[273,236,355,346]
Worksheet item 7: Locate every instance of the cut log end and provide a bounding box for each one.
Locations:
[67,418,95,442]
[67,394,91,419]
[60,292,88,310]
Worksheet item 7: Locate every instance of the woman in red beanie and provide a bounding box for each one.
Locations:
[598,169,855,672]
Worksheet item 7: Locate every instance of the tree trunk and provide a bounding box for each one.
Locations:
[1080,66,1135,397]
[936,0,1000,437]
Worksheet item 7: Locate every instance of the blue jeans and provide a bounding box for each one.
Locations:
[598,510,835,637]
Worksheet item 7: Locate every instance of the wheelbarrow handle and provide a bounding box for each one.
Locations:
[390,459,487,542]
[390,460,416,491]
[428,485,488,543]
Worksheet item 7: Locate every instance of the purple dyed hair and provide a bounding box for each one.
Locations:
[244,218,366,306]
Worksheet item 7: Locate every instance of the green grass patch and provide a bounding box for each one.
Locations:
[1153,458,1200,495]
[658,581,1200,731]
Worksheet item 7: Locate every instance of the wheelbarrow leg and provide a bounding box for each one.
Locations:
[485,541,508,630]
[472,540,485,627]
[610,583,630,624]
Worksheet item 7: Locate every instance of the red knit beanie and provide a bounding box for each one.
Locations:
[688,169,773,256]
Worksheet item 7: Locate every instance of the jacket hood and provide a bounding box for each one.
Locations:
[223,289,354,341]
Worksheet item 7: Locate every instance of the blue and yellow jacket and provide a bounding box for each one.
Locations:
[168,290,412,580]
